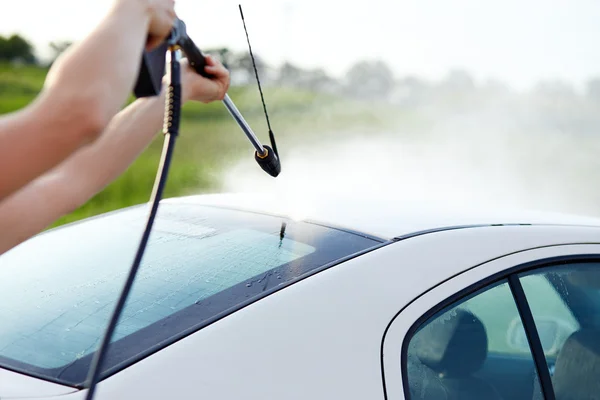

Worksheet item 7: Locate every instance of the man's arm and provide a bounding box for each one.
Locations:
[0,56,229,256]
[0,0,174,201]
[0,86,168,255]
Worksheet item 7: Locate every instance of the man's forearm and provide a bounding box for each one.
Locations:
[0,0,155,201]
[44,0,153,125]
[63,86,172,206]
[0,85,176,256]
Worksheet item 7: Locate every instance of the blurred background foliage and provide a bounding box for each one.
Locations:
[2,33,600,228]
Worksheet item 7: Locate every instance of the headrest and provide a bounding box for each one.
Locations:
[414,309,487,378]
[553,329,600,400]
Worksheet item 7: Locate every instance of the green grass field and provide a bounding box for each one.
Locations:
[0,63,401,227]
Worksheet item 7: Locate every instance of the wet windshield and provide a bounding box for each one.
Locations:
[0,203,382,387]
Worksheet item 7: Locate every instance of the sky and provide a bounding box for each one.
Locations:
[2,0,600,91]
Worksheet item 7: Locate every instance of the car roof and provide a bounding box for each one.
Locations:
[163,192,600,240]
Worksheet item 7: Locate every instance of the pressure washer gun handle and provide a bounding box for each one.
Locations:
[160,18,280,177]
[133,19,215,97]
[178,35,216,80]
[172,18,216,79]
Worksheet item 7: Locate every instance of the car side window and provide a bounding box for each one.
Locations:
[519,262,600,400]
[405,280,543,400]
[470,274,577,357]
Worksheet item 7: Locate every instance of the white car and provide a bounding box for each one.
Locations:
[1,193,600,400]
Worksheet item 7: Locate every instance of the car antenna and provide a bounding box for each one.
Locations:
[82,9,281,400]
[238,4,281,173]
[238,3,287,248]
[279,221,287,248]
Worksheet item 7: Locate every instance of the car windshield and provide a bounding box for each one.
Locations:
[0,203,382,387]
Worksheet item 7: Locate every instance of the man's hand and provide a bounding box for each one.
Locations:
[143,0,178,50]
[180,55,231,103]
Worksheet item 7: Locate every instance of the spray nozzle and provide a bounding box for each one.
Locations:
[255,145,281,177]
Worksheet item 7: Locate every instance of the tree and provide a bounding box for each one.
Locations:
[302,68,337,92]
[228,52,269,85]
[344,60,395,99]
[0,34,36,64]
[232,52,267,77]
[277,62,303,86]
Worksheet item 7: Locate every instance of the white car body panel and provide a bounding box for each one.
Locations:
[164,193,600,240]
[381,243,600,399]
[4,191,600,400]
[0,369,76,399]
[26,224,600,400]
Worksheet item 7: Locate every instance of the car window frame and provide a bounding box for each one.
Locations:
[380,244,600,400]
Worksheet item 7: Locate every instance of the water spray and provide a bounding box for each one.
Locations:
[82,6,279,400]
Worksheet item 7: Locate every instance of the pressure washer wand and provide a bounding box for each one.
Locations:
[222,94,262,153]
[175,19,281,178]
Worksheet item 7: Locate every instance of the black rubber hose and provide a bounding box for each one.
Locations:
[83,49,182,400]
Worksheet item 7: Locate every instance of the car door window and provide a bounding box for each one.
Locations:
[470,274,577,357]
[519,262,600,400]
[405,280,543,400]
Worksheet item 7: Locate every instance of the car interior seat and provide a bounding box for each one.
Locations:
[406,356,449,400]
[551,329,600,400]
[412,308,503,400]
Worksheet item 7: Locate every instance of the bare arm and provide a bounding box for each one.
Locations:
[0,0,175,201]
[0,56,229,255]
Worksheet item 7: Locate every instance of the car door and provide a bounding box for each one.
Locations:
[381,243,600,400]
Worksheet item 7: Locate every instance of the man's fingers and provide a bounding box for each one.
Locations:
[206,69,229,82]
[205,64,229,79]
[204,58,226,71]
[205,55,229,73]
[204,65,221,73]
[204,54,217,66]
